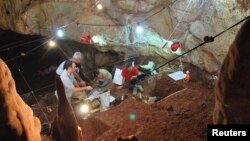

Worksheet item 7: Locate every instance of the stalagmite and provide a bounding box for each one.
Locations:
[214,18,250,124]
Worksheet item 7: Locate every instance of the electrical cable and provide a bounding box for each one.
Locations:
[0,37,48,53]
[84,56,136,75]
[79,23,124,27]
[21,83,55,96]
[31,105,57,110]
[0,36,34,49]
[17,67,51,124]
[3,37,53,63]
[162,0,193,48]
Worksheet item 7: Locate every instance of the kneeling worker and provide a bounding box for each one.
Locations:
[121,62,144,95]
[93,68,112,87]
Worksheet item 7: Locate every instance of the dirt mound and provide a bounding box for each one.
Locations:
[79,87,214,141]
[79,116,110,141]
[149,72,185,98]
[92,98,152,141]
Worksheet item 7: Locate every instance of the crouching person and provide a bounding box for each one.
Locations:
[121,62,144,96]
[93,68,112,87]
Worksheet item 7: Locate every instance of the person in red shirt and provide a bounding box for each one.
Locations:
[121,62,144,95]
[122,64,139,81]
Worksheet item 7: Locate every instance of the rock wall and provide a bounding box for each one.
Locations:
[0,0,250,73]
[0,59,41,141]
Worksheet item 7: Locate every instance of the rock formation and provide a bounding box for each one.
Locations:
[51,76,83,141]
[214,18,250,124]
[116,135,139,141]
[0,59,41,141]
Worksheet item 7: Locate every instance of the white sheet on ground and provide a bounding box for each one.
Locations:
[87,90,115,103]
[87,90,101,101]
[100,90,115,111]
[168,71,186,81]
[112,68,123,85]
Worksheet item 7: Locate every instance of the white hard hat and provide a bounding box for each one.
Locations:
[186,70,190,74]
[73,52,82,60]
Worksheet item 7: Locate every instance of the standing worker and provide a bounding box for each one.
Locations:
[56,52,86,87]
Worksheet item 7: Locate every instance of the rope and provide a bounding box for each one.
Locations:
[162,0,193,49]
[0,36,34,50]
[17,67,51,124]
[59,21,76,29]
[167,0,192,40]
[4,37,53,63]
[213,16,250,38]
[33,83,54,93]
[129,0,181,26]
[31,105,58,110]
[79,23,124,27]
[141,7,166,22]
[26,39,51,54]
[21,83,55,96]
[0,37,48,53]
[170,0,179,6]
[84,56,136,75]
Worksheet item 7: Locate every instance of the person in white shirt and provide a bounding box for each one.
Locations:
[56,52,86,87]
[56,60,93,103]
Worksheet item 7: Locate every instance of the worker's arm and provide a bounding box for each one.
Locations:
[73,72,86,86]
[72,86,93,94]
